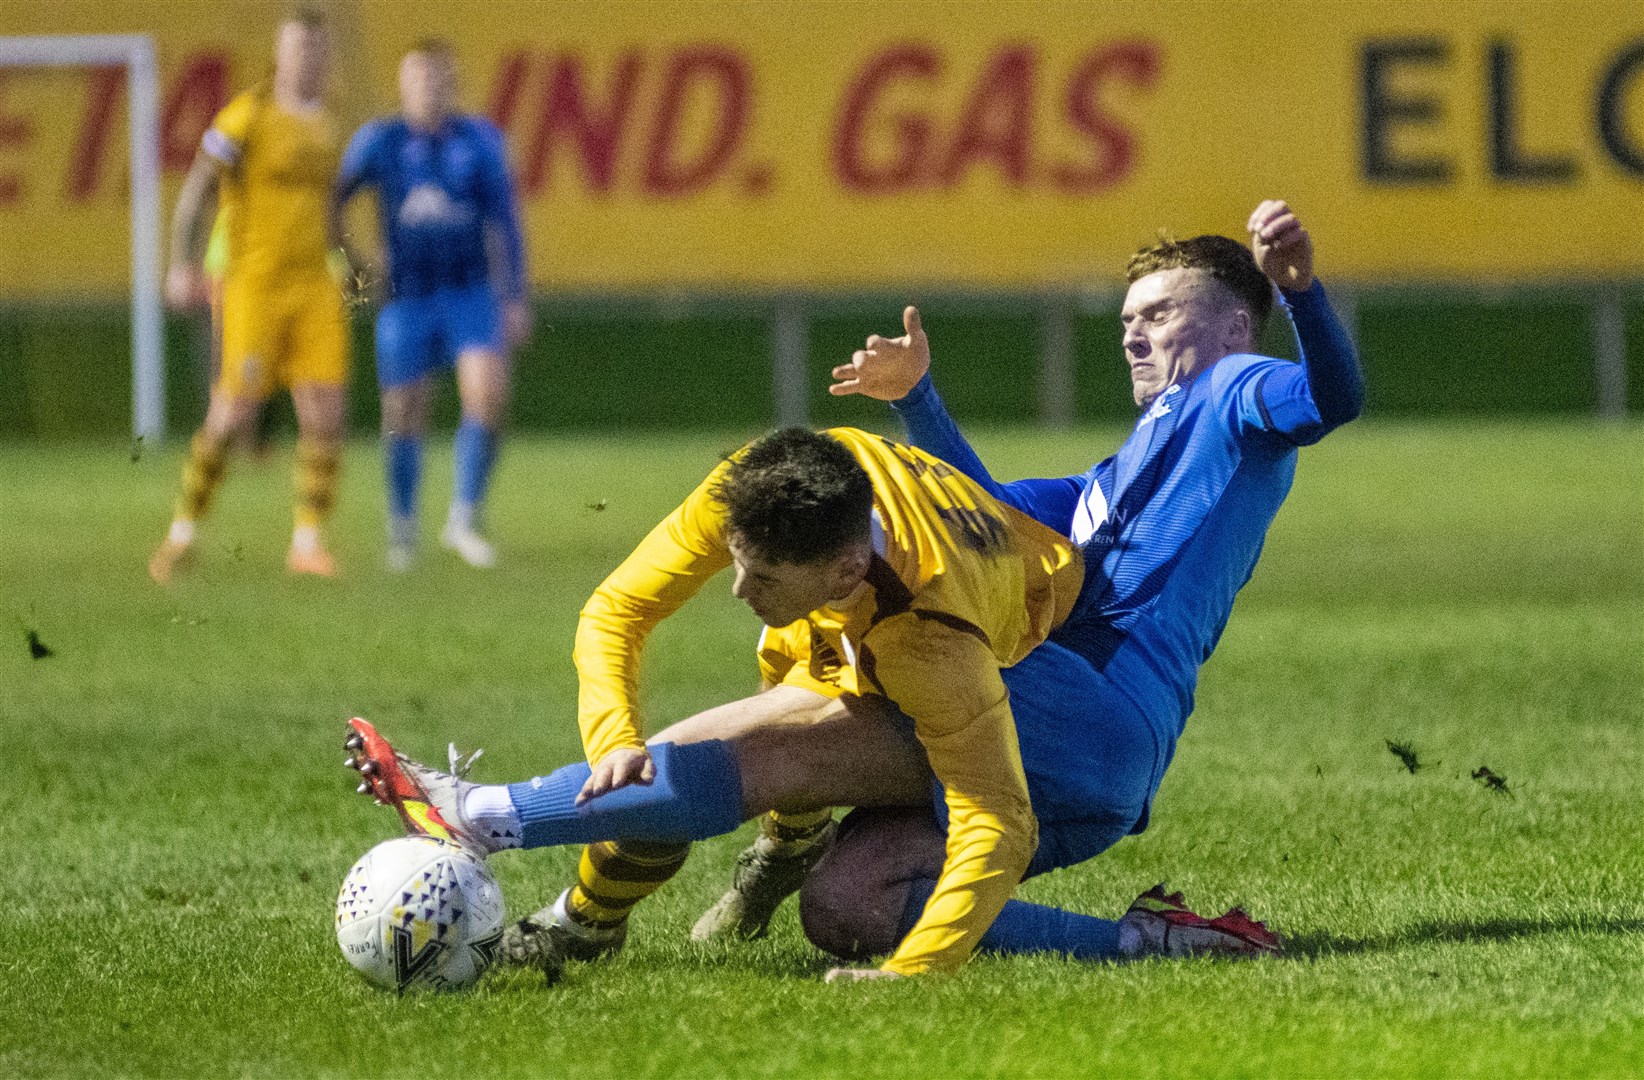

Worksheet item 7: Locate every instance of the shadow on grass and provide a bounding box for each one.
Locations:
[1285,914,1644,958]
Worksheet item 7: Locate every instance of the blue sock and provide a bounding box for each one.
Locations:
[506,740,746,848]
[898,878,1123,960]
[452,417,498,515]
[385,434,422,522]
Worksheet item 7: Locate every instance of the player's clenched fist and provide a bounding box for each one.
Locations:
[829,305,930,402]
[1248,200,1314,292]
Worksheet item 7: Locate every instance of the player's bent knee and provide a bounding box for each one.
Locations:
[798,857,904,961]
[797,807,944,960]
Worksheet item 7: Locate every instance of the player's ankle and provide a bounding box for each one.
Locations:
[1116,921,1144,958]
[168,519,196,546]
[446,502,476,531]
[291,524,323,554]
[461,784,524,850]
[388,514,417,548]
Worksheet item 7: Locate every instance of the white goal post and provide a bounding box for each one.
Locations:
[0,35,163,441]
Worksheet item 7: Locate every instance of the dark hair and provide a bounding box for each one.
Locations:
[712,429,873,564]
[1126,233,1272,333]
[406,38,455,61]
[284,6,329,31]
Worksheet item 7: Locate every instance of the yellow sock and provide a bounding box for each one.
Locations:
[293,437,340,532]
[567,840,691,929]
[174,431,228,524]
[759,808,834,855]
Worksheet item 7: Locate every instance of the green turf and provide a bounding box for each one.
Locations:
[1,421,1641,1079]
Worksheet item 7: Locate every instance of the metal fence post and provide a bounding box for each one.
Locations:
[1331,285,1359,352]
[1039,292,1075,428]
[772,294,809,428]
[1592,285,1627,420]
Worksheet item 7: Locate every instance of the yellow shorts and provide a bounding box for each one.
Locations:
[217,272,347,399]
[757,620,848,698]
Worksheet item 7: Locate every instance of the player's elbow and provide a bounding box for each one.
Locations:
[1328,371,1367,426]
[965,801,1037,880]
[571,593,623,661]
[998,806,1038,875]
[1308,364,1365,433]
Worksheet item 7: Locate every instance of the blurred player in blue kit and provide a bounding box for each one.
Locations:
[329,39,530,570]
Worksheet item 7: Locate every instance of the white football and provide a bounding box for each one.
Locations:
[335,835,504,992]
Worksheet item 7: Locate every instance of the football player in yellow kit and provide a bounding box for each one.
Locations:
[149,9,348,581]
[348,427,1279,979]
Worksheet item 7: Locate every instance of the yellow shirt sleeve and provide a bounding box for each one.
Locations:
[862,617,1038,976]
[573,462,734,765]
[202,91,258,169]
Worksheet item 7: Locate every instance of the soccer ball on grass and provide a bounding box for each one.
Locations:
[335,835,504,992]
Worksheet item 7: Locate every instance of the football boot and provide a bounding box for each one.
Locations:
[690,820,837,941]
[498,888,627,982]
[344,718,495,856]
[1118,883,1283,959]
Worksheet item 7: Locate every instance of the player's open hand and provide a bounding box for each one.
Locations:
[504,299,533,349]
[824,967,904,983]
[1248,200,1314,293]
[829,306,930,401]
[577,746,655,804]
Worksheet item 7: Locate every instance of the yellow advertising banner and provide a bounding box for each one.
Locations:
[1,0,1641,296]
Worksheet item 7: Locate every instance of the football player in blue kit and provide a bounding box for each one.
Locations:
[692,200,1367,975]
[330,39,529,570]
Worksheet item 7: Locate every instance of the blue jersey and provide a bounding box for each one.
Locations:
[892,281,1363,734]
[337,115,526,301]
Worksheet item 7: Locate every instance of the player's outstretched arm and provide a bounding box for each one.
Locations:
[165,150,219,310]
[329,124,386,301]
[832,306,1005,494]
[473,119,532,348]
[1246,200,1364,437]
[573,462,737,796]
[860,621,1037,977]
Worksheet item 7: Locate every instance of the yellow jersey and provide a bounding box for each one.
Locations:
[202,88,340,282]
[574,428,1083,975]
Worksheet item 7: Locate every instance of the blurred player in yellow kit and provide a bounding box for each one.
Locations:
[149,9,348,581]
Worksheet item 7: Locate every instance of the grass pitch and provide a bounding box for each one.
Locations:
[2,420,1641,1079]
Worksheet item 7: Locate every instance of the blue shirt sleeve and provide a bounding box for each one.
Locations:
[335,122,381,202]
[890,373,1083,533]
[472,120,527,301]
[1244,279,1365,446]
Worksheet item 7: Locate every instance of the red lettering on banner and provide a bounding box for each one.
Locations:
[643,46,751,197]
[833,44,941,193]
[487,50,530,134]
[160,53,229,172]
[835,41,1159,196]
[520,51,644,195]
[1052,41,1161,194]
[64,66,125,203]
[0,74,34,206]
[940,46,1035,186]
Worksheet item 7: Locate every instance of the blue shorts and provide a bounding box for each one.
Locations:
[375,284,503,389]
[930,640,1176,879]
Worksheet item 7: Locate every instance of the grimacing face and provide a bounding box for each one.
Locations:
[1119,267,1254,408]
[727,536,865,629]
[274,21,330,100]
[400,50,456,129]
